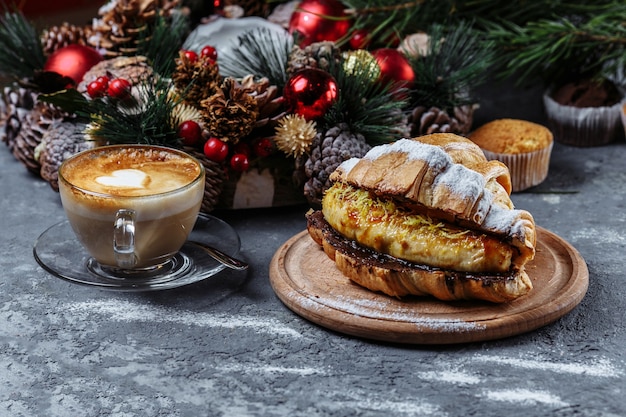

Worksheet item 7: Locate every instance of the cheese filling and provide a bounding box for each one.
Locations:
[322,182,514,273]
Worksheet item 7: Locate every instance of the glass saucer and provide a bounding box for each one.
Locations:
[33,213,242,292]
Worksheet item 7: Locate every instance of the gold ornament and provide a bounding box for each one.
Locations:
[342,50,380,79]
[274,114,317,158]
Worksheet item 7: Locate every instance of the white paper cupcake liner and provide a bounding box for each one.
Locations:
[543,90,623,147]
[481,142,553,192]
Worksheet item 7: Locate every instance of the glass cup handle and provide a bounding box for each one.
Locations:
[114,209,137,268]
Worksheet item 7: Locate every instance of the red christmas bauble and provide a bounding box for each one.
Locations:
[371,48,415,90]
[43,44,103,86]
[284,68,339,121]
[288,0,351,47]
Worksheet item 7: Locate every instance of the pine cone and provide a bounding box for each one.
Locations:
[184,147,226,213]
[12,102,67,174]
[199,78,259,143]
[0,86,38,151]
[304,123,371,206]
[239,75,286,131]
[41,23,94,56]
[408,105,475,136]
[39,121,93,191]
[88,0,180,58]
[172,52,221,106]
[287,41,342,77]
[77,56,155,93]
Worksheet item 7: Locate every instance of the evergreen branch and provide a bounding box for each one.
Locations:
[323,56,407,144]
[218,27,293,89]
[82,78,181,147]
[406,21,495,111]
[0,9,45,80]
[138,11,190,78]
[485,4,626,85]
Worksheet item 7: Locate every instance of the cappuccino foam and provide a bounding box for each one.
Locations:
[64,147,201,197]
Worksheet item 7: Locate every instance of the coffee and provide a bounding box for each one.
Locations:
[59,145,205,270]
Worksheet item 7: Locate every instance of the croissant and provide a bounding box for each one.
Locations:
[307,133,536,303]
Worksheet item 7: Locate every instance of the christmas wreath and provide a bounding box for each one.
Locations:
[1,0,624,210]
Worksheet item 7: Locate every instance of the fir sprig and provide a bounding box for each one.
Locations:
[218,27,293,89]
[323,55,407,145]
[138,11,190,78]
[82,78,181,147]
[484,5,626,85]
[0,9,45,80]
[406,21,495,112]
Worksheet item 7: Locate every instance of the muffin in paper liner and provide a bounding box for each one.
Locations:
[469,118,554,193]
[481,143,553,192]
[543,90,624,147]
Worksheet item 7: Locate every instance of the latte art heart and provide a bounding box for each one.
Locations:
[96,169,149,188]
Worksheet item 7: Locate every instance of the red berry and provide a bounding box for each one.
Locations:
[230,153,250,172]
[203,137,229,162]
[252,137,275,157]
[95,75,110,86]
[183,50,198,63]
[107,78,132,100]
[200,45,218,60]
[178,120,202,146]
[349,29,370,50]
[87,80,107,98]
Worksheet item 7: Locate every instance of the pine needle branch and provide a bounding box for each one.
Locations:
[406,21,495,112]
[218,27,293,89]
[484,4,626,85]
[0,9,45,80]
[323,56,407,144]
[138,11,190,78]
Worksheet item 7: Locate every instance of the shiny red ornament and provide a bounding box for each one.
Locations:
[284,68,338,121]
[288,0,351,47]
[43,44,103,86]
[107,78,132,100]
[178,120,202,146]
[203,137,229,162]
[371,48,415,90]
[230,153,250,172]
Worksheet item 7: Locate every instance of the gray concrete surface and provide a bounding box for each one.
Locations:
[1,133,626,416]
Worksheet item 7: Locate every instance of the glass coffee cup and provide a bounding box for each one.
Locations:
[58,145,205,278]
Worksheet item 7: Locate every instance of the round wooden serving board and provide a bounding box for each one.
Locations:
[269,227,588,344]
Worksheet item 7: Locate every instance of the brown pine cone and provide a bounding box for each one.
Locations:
[88,0,181,58]
[12,102,67,174]
[407,104,475,136]
[172,51,222,106]
[304,123,371,207]
[0,86,38,151]
[287,41,342,77]
[239,75,286,131]
[39,121,93,191]
[41,23,94,56]
[199,78,259,143]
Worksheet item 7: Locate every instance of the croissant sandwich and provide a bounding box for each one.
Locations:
[306,133,537,303]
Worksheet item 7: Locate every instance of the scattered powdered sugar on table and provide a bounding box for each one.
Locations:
[65,299,303,338]
[472,354,622,377]
[482,388,568,407]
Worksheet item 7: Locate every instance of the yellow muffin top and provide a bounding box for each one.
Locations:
[469,119,553,154]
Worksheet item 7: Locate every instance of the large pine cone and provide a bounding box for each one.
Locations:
[88,0,180,58]
[12,102,67,174]
[287,41,342,77]
[41,23,94,56]
[0,86,38,151]
[408,105,475,136]
[304,123,371,206]
[39,121,93,191]
[199,78,259,143]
